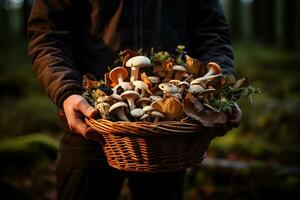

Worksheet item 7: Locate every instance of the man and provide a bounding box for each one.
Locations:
[28,0,239,199]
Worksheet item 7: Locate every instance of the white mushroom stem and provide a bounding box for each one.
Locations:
[117,73,124,83]
[116,108,130,121]
[127,98,136,110]
[130,67,139,82]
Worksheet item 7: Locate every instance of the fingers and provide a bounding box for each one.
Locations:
[76,98,98,118]
[63,94,99,138]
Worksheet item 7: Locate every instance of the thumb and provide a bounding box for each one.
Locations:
[78,99,98,118]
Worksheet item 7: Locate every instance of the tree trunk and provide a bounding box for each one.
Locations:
[282,0,297,49]
[230,0,242,42]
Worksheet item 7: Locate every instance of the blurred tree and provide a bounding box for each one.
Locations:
[252,0,275,46]
[230,0,242,41]
[282,0,297,49]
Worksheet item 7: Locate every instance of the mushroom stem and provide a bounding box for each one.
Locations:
[154,116,160,123]
[127,98,135,110]
[117,73,124,83]
[117,108,130,121]
[130,67,139,82]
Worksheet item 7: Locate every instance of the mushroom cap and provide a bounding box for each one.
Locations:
[136,97,152,107]
[149,95,163,102]
[130,108,145,118]
[158,83,179,93]
[173,65,187,72]
[113,82,132,92]
[143,105,154,113]
[207,62,222,74]
[151,111,165,118]
[132,80,149,90]
[109,67,128,83]
[120,90,140,100]
[125,56,151,68]
[178,81,189,88]
[109,101,128,113]
[148,76,160,84]
[110,93,123,101]
[140,113,150,120]
[190,74,222,85]
[187,85,205,94]
[170,93,182,99]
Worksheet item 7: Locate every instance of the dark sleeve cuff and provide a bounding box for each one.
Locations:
[55,83,83,109]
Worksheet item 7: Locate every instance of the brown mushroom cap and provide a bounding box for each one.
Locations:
[109,67,128,84]
[207,62,222,75]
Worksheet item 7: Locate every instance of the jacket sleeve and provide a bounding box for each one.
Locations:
[188,0,235,75]
[28,0,82,108]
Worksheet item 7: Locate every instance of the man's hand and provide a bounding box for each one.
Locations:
[213,103,242,137]
[63,94,98,139]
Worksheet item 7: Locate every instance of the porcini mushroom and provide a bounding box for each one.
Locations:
[126,56,151,82]
[109,67,128,84]
[109,102,130,121]
[120,90,140,110]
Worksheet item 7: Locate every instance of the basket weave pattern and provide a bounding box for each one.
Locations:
[86,118,213,173]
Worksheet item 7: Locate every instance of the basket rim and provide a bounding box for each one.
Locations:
[85,117,212,136]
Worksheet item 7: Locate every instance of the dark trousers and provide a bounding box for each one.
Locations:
[56,163,185,200]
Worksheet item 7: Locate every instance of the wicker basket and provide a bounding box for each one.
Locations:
[86,118,214,173]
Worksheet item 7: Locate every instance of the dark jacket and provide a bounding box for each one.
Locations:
[28,0,234,168]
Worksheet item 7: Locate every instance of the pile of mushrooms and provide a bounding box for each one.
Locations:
[82,46,253,127]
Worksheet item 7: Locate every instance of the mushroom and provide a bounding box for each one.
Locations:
[187,85,205,95]
[132,80,153,97]
[120,90,140,110]
[149,95,163,102]
[109,102,130,121]
[158,83,179,94]
[113,82,133,94]
[190,74,222,85]
[140,113,150,121]
[126,56,151,82]
[172,65,187,80]
[205,62,222,77]
[136,97,152,108]
[190,62,222,84]
[148,76,160,93]
[130,108,145,119]
[178,81,189,94]
[94,101,111,120]
[109,67,128,84]
[143,105,154,113]
[150,111,165,122]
